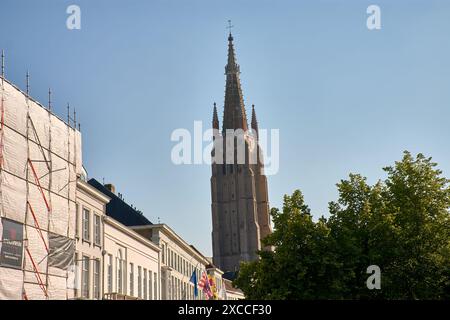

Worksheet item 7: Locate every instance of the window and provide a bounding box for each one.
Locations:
[154,272,157,300]
[143,268,148,300]
[94,214,101,245]
[170,276,174,300]
[174,278,177,299]
[75,203,79,237]
[161,244,165,264]
[82,208,90,241]
[82,256,90,298]
[117,250,123,294]
[182,282,185,299]
[129,263,134,296]
[174,253,177,271]
[173,253,176,270]
[74,252,79,296]
[149,271,153,300]
[107,254,113,293]
[138,266,142,298]
[93,259,100,299]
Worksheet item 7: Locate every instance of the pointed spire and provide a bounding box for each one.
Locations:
[251,104,258,134]
[212,102,219,130]
[222,31,248,131]
[225,32,240,75]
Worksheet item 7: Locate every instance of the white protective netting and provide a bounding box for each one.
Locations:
[0,79,82,300]
[0,267,24,300]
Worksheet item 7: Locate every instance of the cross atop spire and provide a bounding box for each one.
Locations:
[227,20,234,36]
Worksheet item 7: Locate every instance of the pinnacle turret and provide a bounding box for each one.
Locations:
[212,102,219,130]
[251,104,258,134]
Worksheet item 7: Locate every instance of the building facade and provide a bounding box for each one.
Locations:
[132,224,210,300]
[211,33,272,273]
[223,278,245,300]
[74,179,110,300]
[103,216,160,300]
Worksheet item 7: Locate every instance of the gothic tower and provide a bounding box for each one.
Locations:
[211,32,272,273]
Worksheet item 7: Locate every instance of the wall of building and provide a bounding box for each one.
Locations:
[74,180,109,300]
[132,224,211,300]
[221,278,244,300]
[103,217,160,300]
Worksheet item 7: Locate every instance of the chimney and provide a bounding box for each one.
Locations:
[104,183,116,194]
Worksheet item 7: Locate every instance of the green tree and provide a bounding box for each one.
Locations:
[380,152,450,299]
[234,152,450,299]
[234,190,342,299]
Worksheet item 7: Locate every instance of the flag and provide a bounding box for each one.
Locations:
[208,274,218,300]
[198,271,213,299]
[189,270,198,298]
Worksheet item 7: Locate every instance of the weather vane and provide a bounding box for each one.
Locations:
[227,20,234,34]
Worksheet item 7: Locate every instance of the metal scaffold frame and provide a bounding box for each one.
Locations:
[23,73,51,299]
[0,51,82,300]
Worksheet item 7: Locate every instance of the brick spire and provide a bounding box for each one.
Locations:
[222,32,248,132]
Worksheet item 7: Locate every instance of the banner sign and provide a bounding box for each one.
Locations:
[48,232,75,270]
[0,219,24,269]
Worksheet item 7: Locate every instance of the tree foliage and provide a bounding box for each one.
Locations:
[234,152,450,299]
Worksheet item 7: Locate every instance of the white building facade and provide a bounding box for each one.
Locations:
[103,216,160,300]
[132,224,211,300]
[74,179,110,300]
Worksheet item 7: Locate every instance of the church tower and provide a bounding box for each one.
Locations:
[211,32,272,273]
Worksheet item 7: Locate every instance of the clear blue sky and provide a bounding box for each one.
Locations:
[1,0,449,256]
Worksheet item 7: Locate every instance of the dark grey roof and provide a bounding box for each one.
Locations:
[88,178,152,227]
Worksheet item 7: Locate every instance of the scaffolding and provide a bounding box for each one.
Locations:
[0,53,82,299]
